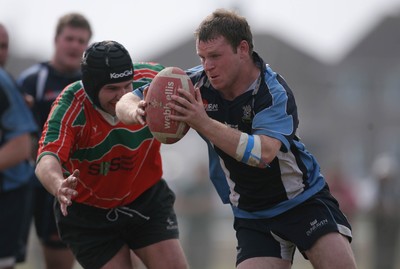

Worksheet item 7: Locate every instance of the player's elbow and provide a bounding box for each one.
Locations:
[257,136,281,168]
[260,137,281,164]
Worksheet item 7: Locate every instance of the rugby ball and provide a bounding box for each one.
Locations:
[145,67,195,144]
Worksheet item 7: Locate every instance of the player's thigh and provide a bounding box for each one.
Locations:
[234,217,296,266]
[54,201,126,269]
[43,246,75,269]
[134,239,187,269]
[237,256,291,269]
[101,244,132,269]
[305,233,357,269]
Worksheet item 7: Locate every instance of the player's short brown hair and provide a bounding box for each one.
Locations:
[55,12,92,39]
[194,8,253,54]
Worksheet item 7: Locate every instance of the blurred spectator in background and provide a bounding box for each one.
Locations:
[0,22,38,269]
[175,163,215,269]
[325,165,358,222]
[371,152,400,269]
[0,24,9,68]
[16,12,92,269]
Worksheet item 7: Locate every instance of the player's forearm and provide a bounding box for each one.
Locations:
[116,92,141,125]
[197,118,280,168]
[35,154,64,197]
[0,133,32,171]
[196,118,241,159]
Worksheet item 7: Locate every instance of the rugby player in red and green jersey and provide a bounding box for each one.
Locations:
[35,40,188,269]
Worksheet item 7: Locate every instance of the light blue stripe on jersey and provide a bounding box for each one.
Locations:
[186,65,203,76]
[252,65,293,151]
[133,88,144,99]
[203,137,231,204]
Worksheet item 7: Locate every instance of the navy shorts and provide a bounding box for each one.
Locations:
[234,186,353,266]
[55,179,180,269]
[0,185,30,267]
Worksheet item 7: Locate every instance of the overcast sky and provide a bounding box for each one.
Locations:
[1,0,400,64]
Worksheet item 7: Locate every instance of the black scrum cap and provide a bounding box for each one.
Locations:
[81,40,133,109]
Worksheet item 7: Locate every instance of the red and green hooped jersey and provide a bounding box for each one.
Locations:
[37,62,164,209]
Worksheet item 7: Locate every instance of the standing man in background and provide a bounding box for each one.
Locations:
[0,23,38,269]
[17,12,92,269]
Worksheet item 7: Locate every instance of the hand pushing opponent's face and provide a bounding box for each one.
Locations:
[98,80,133,116]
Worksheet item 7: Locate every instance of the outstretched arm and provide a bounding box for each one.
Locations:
[35,154,78,216]
[116,92,147,125]
[0,133,32,171]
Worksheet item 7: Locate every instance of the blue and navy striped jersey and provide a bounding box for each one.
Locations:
[134,52,327,219]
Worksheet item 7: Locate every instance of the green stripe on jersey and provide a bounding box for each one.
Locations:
[70,127,153,162]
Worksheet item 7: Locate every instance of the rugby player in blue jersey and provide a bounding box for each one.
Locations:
[117,8,358,269]
[0,24,38,267]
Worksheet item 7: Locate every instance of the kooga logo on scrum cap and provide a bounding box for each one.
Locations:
[110,69,133,79]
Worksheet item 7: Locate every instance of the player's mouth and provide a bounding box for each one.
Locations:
[209,74,219,80]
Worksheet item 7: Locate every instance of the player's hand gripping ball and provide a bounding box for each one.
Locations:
[145,67,195,144]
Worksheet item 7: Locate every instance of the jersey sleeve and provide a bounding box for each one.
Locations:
[0,69,37,141]
[133,62,164,89]
[132,62,165,99]
[252,66,297,152]
[16,63,43,96]
[37,83,82,164]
